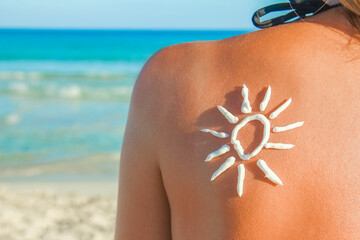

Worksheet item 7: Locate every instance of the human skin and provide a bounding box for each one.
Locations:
[115,7,360,240]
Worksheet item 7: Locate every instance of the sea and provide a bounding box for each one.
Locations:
[0,29,249,181]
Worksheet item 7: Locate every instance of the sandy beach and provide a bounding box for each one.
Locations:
[0,181,118,240]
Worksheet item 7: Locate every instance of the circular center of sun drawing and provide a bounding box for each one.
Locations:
[201,84,304,197]
[230,114,270,161]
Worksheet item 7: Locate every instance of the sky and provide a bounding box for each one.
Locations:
[0,0,281,30]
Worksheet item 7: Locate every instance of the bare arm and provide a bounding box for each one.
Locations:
[115,50,172,240]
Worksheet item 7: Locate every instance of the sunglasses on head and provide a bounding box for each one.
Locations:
[252,0,342,28]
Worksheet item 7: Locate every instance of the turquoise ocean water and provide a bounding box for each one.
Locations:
[0,29,248,181]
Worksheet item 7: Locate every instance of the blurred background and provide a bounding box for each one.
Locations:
[0,0,280,182]
[0,0,281,239]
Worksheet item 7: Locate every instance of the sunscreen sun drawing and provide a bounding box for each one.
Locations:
[202,85,304,197]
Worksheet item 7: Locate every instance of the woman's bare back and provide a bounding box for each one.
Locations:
[116,7,360,240]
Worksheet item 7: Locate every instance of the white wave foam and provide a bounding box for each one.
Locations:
[113,87,133,95]
[0,61,143,80]
[0,71,25,80]
[9,83,28,93]
[28,72,42,80]
[0,71,42,81]
[59,85,82,99]
[5,114,20,125]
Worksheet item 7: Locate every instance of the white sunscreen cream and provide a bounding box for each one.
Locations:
[205,144,231,162]
[203,85,304,197]
[260,86,271,111]
[273,121,304,133]
[265,143,294,150]
[237,164,245,197]
[257,159,283,185]
[270,98,291,119]
[231,114,270,160]
[211,156,236,181]
[201,129,229,138]
[241,84,252,113]
[217,105,238,124]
